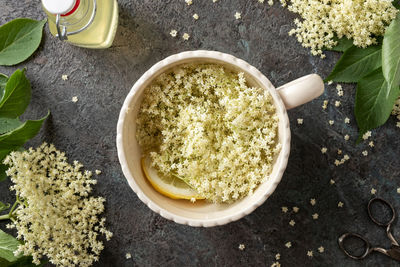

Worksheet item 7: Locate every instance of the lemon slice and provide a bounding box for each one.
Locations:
[141,156,203,200]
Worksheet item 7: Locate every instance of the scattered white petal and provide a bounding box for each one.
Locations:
[185,0,193,5]
[271,262,281,267]
[327,80,333,85]
[125,253,132,259]
[170,29,178,37]
[335,101,341,107]
[312,213,319,220]
[285,242,292,248]
[72,96,78,103]
[369,141,374,147]
[310,198,316,206]
[330,179,335,185]
[337,149,342,155]
[182,33,190,40]
[190,197,196,203]
[322,100,328,110]
[289,220,295,226]
[234,12,241,19]
[397,188,400,194]
[281,206,288,213]
[258,0,265,3]
[362,131,372,140]
[297,118,303,125]
[344,117,350,124]
[371,188,377,195]
[344,134,350,141]
[193,13,199,20]
[275,253,280,260]
[95,170,102,175]
[329,120,334,125]
[292,206,299,213]
[268,0,274,6]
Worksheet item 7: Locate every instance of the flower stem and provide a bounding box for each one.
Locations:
[0,214,10,220]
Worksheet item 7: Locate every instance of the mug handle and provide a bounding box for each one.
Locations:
[276,74,324,110]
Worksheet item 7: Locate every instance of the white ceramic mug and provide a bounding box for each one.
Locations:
[116,50,324,227]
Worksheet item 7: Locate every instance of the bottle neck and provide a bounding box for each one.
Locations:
[61,0,81,17]
[45,0,93,28]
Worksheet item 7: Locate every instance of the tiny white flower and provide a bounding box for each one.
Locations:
[338,201,344,207]
[61,74,68,81]
[371,188,377,195]
[193,13,199,20]
[281,206,288,213]
[362,150,368,156]
[307,250,313,257]
[285,242,292,248]
[310,198,316,206]
[297,118,303,125]
[289,219,295,226]
[238,244,245,250]
[72,96,78,103]
[125,253,132,259]
[182,33,190,40]
[292,206,299,213]
[170,30,178,37]
[312,213,319,220]
[318,246,325,253]
[321,147,327,154]
[234,12,241,20]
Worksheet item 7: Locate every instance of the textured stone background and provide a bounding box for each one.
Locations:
[1,1,400,266]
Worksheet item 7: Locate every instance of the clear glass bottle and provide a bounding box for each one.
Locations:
[42,0,118,49]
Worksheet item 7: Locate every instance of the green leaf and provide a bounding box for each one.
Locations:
[0,164,7,182]
[0,18,46,66]
[0,118,23,135]
[0,201,10,212]
[325,45,382,83]
[0,73,7,101]
[382,13,400,90]
[329,37,354,52]
[355,68,400,141]
[0,230,22,263]
[0,69,31,118]
[0,111,49,162]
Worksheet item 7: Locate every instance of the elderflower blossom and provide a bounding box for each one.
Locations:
[3,143,112,267]
[392,97,400,127]
[282,0,398,57]
[136,64,280,203]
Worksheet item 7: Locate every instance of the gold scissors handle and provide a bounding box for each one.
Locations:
[338,198,400,262]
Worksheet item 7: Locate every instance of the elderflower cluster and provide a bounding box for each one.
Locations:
[392,97,400,128]
[3,143,112,267]
[282,0,398,57]
[136,64,280,203]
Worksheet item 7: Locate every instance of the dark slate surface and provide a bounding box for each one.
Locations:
[1,1,400,266]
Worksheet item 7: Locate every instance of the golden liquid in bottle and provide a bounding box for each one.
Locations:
[45,0,118,48]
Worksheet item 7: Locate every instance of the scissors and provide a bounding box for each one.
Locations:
[338,198,400,262]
